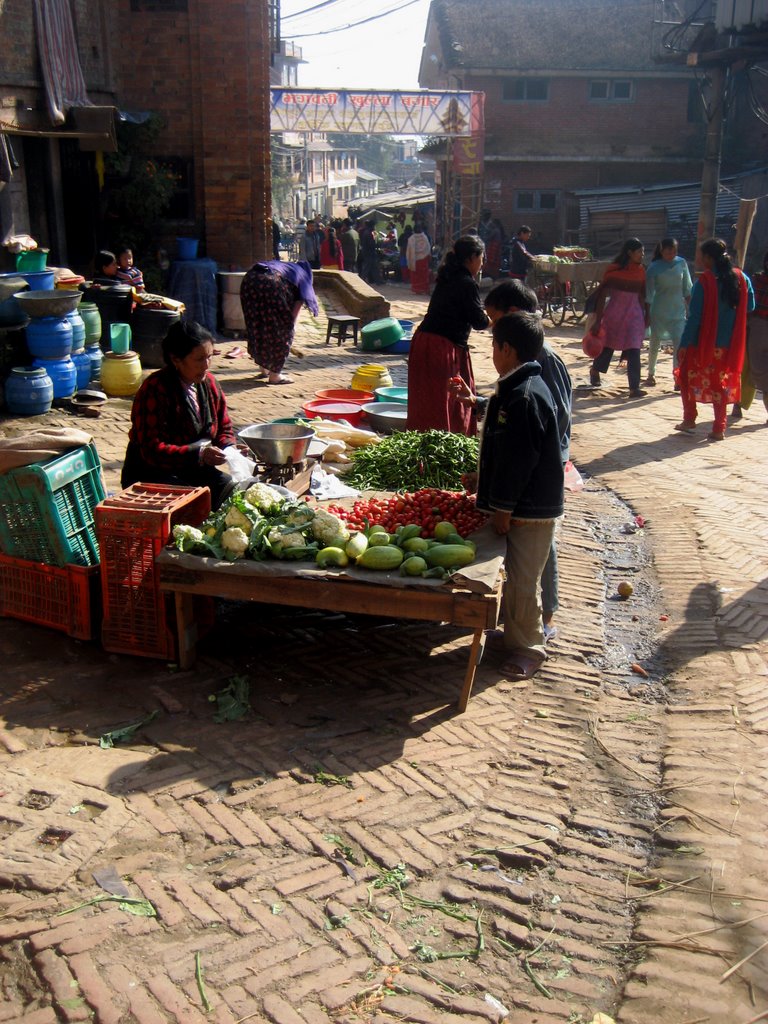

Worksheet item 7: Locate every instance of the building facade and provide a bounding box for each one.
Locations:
[419,0,705,251]
[1,0,274,275]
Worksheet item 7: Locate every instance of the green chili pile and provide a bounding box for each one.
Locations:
[345,430,479,492]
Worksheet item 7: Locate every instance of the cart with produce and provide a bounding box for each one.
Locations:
[531,248,609,327]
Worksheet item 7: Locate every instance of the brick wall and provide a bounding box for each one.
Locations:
[473,73,702,159]
[115,0,272,267]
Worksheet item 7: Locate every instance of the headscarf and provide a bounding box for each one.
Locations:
[254,259,319,316]
[602,261,646,290]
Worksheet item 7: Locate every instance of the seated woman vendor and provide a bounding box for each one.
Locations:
[121,320,239,509]
[93,250,118,285]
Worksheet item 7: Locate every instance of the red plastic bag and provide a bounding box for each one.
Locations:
[582,325,605,359]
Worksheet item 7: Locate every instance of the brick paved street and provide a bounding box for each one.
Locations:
[0,281,766,1023]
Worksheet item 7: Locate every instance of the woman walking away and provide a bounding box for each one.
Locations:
[320,226,344,270]
[240,259,319,385]
[675,238,754,441]
[732,249,768,422]
[645,237,692,386]
[406,225,432,295]
[589,238,649,398]
[407,235,489,435]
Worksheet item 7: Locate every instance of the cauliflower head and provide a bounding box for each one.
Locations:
[244,482,285,514]
[172,524,206,553]
[285,504,315,529]
[311,508,350,546]
[267,528,307,555]
[221,527,250,559]
[225,505,254,533]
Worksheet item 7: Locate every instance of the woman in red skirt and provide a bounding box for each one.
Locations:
[407,235,489,435]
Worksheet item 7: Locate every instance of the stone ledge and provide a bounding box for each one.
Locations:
[313,269,389,325]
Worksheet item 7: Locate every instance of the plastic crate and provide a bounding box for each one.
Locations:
[0,443,105,567]
[96,484,211,659]
[0,553,100,640]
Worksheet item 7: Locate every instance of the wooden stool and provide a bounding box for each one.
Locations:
[325,314,361,347]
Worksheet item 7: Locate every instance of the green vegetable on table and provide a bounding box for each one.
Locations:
[346,430,479,492]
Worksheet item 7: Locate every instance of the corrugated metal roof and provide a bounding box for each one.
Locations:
[573,168,768,245]
[715,0,768,32]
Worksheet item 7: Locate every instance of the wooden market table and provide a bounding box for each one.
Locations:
[157,552,503,713]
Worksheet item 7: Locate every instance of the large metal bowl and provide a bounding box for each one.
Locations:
[14,289,82,318]
[238,423,315,464]
[361,401,408,434]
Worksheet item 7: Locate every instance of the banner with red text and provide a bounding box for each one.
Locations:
[270,89,483,137]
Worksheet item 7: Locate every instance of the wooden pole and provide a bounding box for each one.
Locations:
[695,64,728,268]
[733,197,757,268]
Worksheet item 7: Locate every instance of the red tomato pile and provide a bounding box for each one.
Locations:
[327,488,487,538]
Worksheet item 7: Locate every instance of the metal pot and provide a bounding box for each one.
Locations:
[238,423,315,464]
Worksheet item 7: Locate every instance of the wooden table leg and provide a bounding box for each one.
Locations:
[457,628,485,713]
[174,592,197,669]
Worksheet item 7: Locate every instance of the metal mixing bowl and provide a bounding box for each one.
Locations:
[238,423,315,464]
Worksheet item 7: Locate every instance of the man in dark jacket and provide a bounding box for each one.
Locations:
[476,312,564,678]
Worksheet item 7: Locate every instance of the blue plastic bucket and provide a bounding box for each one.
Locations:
[176,237,199,260]
[32,356,76,399]
[5,366,54,416]
[72,349,93,390]
[85,344,103,383]
[26,316,73,360]
[66,309,86,351]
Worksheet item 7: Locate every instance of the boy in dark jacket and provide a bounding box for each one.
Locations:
[476,312,564,678]
[485,280,572,641]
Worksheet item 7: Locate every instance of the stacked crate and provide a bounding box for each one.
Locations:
[0,443,104,638]
[95,484,210,659]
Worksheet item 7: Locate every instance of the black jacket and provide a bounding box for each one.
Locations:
[476,361,564,519]
[419,266,488,348]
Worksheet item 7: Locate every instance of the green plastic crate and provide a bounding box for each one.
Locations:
[0,443,105,567]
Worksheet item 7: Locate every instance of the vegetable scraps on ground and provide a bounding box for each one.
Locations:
[345,429,479,492]
[171,485,482,579]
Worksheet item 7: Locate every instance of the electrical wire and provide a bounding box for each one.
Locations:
[285,0,423,38]
[281,0,345,23]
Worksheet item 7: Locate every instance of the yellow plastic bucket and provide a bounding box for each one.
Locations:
[101,351,143,397]
[350,363,393,392]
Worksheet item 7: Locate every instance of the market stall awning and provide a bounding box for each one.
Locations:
[352,186,435,214]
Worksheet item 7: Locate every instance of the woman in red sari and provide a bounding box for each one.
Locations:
[676,238,754,441]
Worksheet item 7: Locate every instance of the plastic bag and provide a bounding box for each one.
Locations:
[564,459,584,492]
[582,323,605,358]
[223,446,256,483]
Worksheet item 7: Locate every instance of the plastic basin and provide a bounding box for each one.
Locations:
[360,317,403,351]
[361,401,409,433]
[15,289,82,318]
[314,388,374,405]
[302,399,364,426]
[397,319,414,339]
[374,386,408,404]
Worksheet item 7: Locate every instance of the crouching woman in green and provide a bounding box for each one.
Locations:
[121,320,239,509]
[476,312,564,680]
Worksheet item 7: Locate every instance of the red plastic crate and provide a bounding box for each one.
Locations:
[0,553,100,640]
[96,484,211,659]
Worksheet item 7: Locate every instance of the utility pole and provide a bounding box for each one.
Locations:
[695,63,728,262]
[303,133,310,219]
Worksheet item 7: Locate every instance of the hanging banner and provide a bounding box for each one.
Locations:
[270,89,483,136]
[452,133,484,175]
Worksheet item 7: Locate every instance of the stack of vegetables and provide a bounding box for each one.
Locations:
[172,483,480,579]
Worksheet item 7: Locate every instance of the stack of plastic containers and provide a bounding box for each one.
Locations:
[78,302,104,382]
